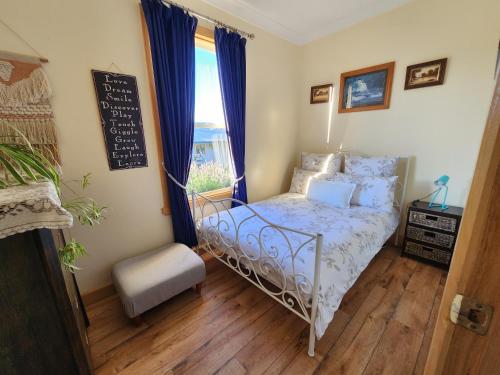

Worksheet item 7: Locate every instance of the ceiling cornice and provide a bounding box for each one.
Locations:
[201,0,414,45]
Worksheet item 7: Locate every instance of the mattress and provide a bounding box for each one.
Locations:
[197,192,400,338]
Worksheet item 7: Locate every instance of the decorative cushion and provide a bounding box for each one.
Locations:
[112,243,206,318]
[301,152,342,174]
[306,179,356,209]
[333,173,398,213]
[345,155,398,177]
[289,167,325,195]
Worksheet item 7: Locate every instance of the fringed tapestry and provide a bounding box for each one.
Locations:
[0,59,60,163]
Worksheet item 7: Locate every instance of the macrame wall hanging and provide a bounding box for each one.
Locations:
[0,57,60,163]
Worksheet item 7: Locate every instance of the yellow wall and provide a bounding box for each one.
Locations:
[1,0,301,292]
[298,0,500,206]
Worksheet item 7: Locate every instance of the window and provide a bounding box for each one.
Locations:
[186,35,233,194]
[141,19,232,215]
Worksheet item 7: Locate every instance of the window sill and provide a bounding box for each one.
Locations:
[160,187,233,216]
[189,187,233,208]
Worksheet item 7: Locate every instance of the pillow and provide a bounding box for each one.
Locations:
[301,152,342,174]
[345,155,397,177]
[306,179,356,209]
[333,173,398,213]
[289,168,325,195]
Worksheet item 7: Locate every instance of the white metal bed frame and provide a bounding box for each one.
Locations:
[191,155,409,357]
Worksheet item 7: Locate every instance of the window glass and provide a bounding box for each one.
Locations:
[187,45,233,194]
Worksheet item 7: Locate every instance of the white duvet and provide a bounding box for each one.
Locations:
[198,193,399,338]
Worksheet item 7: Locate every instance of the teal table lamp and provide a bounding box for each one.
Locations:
[428,175,449,210]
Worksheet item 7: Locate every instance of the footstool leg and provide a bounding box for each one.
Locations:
[131,315,143,326]
[195,282,203,295]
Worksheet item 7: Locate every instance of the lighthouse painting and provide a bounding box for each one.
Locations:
[338,62,394,113]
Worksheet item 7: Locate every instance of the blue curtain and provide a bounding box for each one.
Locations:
[142,0,198,247]
[214,29,248,206]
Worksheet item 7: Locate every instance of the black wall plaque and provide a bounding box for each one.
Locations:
[92,70,148,170]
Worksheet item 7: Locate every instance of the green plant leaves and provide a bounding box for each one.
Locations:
[186,162,232,193]
[82,173,91,189]
[62,198,106,227]
[0,143,60,193]
[0,154,27,185]
[58,240,88,272]
[1,133,107,271]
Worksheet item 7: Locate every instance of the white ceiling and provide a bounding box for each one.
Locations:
[201,0,414,45]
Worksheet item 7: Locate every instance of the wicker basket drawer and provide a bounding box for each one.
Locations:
[408,211,457,232]
[404,241,451,264]
[406,226,455,248]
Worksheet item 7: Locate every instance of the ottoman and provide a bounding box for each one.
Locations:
[112,243,205,323]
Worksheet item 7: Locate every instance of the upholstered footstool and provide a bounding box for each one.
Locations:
[111,243,205,324]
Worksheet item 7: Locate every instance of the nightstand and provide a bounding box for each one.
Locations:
[402,201,464,270]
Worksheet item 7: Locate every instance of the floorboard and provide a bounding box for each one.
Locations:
[87,246,446,374]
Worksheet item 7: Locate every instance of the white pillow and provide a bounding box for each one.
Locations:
[306,179,356,209]
[333,173,398,213]
[289,168,326,195]
[301,152,342,174]
[345,155,397,177]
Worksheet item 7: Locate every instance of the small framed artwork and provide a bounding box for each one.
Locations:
[404,58,447,90]
[338,61,395,113]
[310,84,333,104]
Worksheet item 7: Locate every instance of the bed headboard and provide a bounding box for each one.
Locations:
[338,151,411,244]
[337,151,410,209]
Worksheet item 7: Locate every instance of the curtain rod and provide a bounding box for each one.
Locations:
[0,50,48,64]
[160,0,255,40]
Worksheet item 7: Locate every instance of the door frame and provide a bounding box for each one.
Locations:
[424,75,500,373]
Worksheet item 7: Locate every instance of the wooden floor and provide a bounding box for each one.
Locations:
[87,246,446,375]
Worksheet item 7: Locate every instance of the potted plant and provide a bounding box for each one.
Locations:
[0,136,106,271]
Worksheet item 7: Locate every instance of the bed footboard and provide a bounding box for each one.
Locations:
[191,191,323,357]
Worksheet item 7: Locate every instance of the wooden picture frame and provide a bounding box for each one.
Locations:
[494,42,500,79]
[404,58,447,90]
[338,62,395,113]
[494,40,499,79]
[310,84,333,104]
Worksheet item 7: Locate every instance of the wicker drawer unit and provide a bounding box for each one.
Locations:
[406,226,455,248]
[404,241,452,264]
[408,211,458,232]
[402,201,463,269]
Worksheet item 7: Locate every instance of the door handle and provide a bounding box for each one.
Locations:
[450,294,493,335]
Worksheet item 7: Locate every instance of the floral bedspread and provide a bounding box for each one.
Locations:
[198,193,399,338]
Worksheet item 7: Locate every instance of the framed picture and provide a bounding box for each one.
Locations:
[310,84,333,104]
[338,62,395,113]
[404,58,447,90]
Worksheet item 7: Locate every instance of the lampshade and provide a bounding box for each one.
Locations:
[434,175,449,186]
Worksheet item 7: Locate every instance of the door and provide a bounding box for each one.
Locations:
[424,75,500,373]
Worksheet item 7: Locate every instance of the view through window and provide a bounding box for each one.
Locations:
[187,44,233,194]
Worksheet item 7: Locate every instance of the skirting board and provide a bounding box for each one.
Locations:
[82,284,116,307]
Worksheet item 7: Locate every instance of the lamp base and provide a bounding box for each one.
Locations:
[428,202,449,211]
[428,186,449,211]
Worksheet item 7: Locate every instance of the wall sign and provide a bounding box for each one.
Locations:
[92,70,148,170]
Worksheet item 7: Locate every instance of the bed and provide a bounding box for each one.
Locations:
[191,154,409,357]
